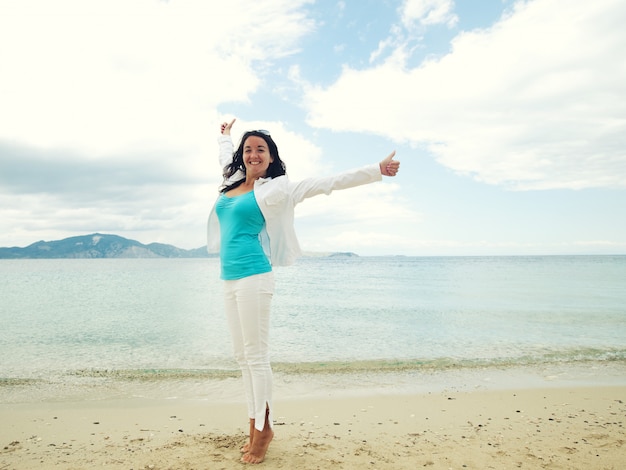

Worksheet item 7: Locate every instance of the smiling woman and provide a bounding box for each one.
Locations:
[205,118,399,464]
[220,129,287,197]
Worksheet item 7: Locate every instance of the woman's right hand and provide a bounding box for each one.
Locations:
[220,118,236,135]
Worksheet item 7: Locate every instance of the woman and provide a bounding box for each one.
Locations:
[207,118,399,464]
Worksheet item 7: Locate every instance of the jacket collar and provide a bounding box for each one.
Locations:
[255,176,273,186]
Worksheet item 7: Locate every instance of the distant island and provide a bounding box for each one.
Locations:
[0,233,359,259]
[0,233,210,259]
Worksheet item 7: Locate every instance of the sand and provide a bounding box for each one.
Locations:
[1,385,625,469]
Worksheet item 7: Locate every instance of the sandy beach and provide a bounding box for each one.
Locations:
[1,385,624,469]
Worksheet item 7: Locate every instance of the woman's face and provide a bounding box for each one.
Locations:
[243,135,274,179]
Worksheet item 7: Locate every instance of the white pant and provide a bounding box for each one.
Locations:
[223,271,274,431]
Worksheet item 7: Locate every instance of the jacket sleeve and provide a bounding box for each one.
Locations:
[218,135,234,168]
[207,136,234,255]
[288,164,382,205]
[218,134,246,187]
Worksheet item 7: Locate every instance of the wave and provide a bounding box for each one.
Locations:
[275,348,626,373]
[2,347,621,384]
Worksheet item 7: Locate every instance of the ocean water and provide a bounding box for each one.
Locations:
[1,255,625,403]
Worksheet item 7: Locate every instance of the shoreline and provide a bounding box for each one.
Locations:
[3,360,626,405]
[2,385,625,469]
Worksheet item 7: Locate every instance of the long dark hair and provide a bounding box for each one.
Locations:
[220,130,287,193]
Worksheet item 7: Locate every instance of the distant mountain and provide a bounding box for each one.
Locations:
[0,233,212,259]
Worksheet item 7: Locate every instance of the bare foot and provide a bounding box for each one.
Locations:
[241,427,273,464]
[240,419,255,453]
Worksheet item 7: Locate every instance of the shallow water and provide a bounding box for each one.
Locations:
[1,255,625,402]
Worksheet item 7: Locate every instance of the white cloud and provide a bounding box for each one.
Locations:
[0,0,313,158]
[305,0,626,190]
[295,182,422,255]
[0,0,317,248]
[401,0,458,28]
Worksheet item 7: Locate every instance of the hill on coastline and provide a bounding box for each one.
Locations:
[0,234,360,259]
[0,233,211,259]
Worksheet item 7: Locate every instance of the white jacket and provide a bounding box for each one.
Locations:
[207,135,382,266]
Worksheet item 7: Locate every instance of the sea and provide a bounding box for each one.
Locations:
[1,255,625,404]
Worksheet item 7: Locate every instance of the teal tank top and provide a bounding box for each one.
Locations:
[215,191,272,280]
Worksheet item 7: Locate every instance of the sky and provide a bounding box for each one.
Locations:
[1,0,625,256]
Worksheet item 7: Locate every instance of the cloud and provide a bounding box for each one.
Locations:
[0,140,209,247]
[0,0,314,157]
[295,182,422,255]
[0,0,317,247]
[401,0,458,28]
[304,0,626,190]
[0,142,189,196]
